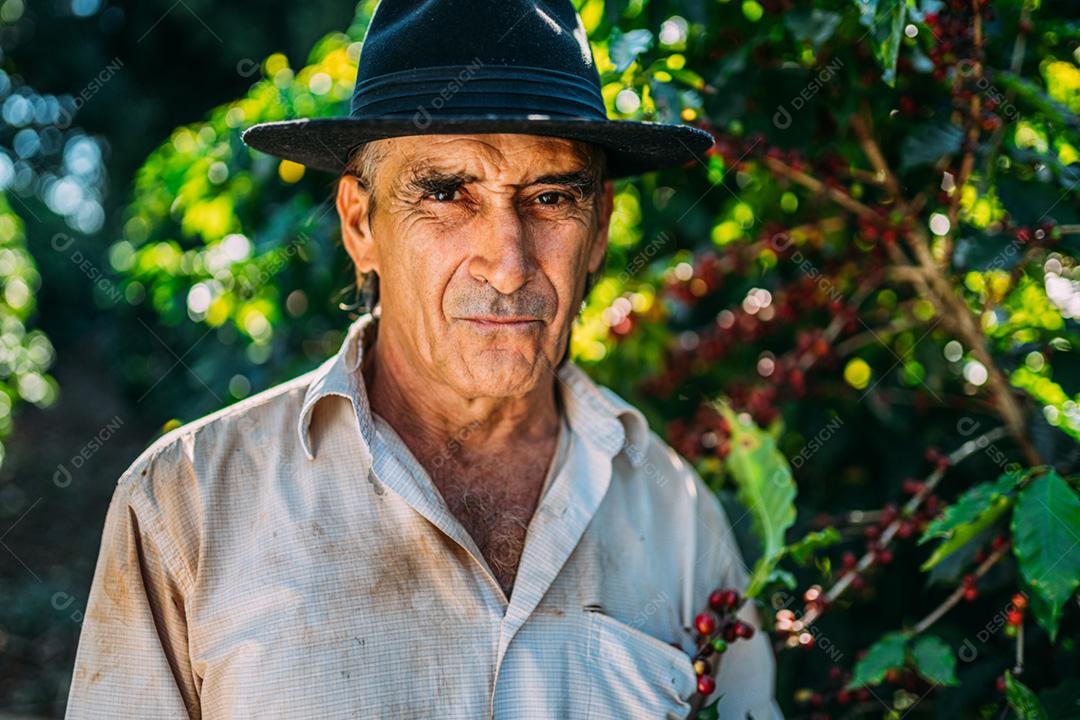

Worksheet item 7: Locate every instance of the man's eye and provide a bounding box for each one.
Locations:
[536,191,570,206]
[425,187,461,202]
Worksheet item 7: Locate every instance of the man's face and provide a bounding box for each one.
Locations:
[336,134,613,399]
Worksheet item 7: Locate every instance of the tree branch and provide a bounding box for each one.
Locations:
[799,426,1012,628]
[911,546,1006,635]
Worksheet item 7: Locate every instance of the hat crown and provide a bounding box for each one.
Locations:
[240,0,715,178]
[351,0,606,120]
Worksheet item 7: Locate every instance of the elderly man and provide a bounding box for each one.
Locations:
[66,1,781,718]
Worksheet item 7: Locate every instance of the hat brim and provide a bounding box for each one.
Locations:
[240,116,714,180]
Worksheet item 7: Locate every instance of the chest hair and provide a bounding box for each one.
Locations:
[430,444,555,598]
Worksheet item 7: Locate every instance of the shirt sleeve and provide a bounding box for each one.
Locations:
[65,473,200,719]
[692,470,785,720]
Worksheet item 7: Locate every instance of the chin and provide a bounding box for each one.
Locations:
[451,351,544,398]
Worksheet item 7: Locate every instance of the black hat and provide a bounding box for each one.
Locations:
[240,0,714,179]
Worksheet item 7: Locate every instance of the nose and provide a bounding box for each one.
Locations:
[467,202,534,296]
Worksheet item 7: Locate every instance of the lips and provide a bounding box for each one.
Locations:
[464,316,540,324]
[458,316,543,331]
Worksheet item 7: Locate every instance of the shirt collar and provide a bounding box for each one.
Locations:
[296,312,649,467]
[553,361,649,467]
[296,312,377,461]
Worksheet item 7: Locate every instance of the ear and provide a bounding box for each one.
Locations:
[587,179,614,273]
[336,175,380,279]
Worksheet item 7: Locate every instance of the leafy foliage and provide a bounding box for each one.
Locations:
[918,470,1020,570]
[103,0,1080,715]
[1005,671,1049,720]
[5,0,1078,715]
[847,632,960,691]
[714,400,797,597]
[846,631,909,690]
[0,196,57,466]
[919,471,1021,543]
[784,526,842,566]
[1011,469,1080,641]
[909,635,959,687]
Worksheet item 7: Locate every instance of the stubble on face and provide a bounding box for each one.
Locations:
[367,134,607,401]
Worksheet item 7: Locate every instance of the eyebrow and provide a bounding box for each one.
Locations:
[401,169,477,197]
[530,169,600,199]
[400,164,600,199]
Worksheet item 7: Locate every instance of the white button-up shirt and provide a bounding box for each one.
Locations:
[65,312,782,719]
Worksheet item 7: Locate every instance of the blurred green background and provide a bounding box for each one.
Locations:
[2,0,1079,717]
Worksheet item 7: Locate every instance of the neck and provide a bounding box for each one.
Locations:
[361,322,560,466]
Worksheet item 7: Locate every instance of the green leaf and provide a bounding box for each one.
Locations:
[784,8,843,49]
[608,28,653,73]
[997,176,1080,227]
[1005,671,1050,720]
[994,71,1080,133]
[853,0,906,85]
[925,522,995,586]
[920,495,1012,571]
[909,635,959,686]
[920,471,1023,543]
[715,401,797,598]
[1023,580,1059,648]
[898,121,963,172]
[764,567,798,590]
[668,68,706,90]
[846,631,909,690]
[1012,470,1080,641]
[786,527,842,566]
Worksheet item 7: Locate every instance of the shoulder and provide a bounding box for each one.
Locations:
[122,366,317,488]
[113,365,324,563]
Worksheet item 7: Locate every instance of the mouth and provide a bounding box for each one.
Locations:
[458,316,544,332]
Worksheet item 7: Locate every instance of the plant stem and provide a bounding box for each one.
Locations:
[799,426,1011,628]
[1014,621,1024,675]
[846,77,1041,466]
[946,0,986,262]
[911,546,1006,635]
[762,156,883,223]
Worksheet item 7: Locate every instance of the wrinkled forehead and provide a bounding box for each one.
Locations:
[380,133,600,184]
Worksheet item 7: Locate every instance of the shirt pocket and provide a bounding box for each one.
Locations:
[584,608,697,720]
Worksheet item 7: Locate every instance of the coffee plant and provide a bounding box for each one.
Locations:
[108,0,1080,716]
